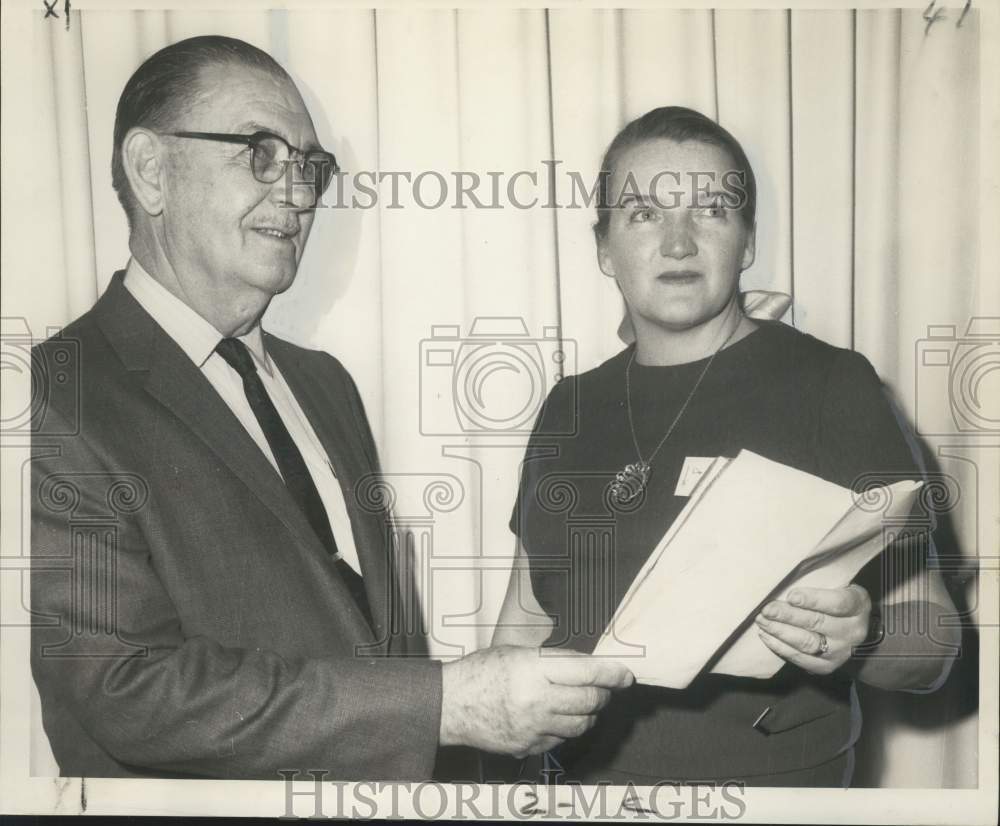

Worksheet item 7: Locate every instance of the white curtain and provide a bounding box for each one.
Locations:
[2,4,989,788]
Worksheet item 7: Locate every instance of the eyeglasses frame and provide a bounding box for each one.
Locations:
[167,130,340,200]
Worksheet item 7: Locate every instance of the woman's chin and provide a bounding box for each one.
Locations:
[637,311,714,334]
[632,298,741,336]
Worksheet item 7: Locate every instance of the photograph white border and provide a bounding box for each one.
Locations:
[1,0,997,821]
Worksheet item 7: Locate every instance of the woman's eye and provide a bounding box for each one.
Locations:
[629,207,657,223]
[699,203,726,219]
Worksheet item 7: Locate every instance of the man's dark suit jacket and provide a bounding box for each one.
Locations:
[30,272,442,780]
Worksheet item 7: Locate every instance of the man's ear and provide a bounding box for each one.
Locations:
[122,128,167,217]
[741,224,756,271]
[596,235,616,278]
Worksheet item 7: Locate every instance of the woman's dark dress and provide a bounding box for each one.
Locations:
[509,321,923,785]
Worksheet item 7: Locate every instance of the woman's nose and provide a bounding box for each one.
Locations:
[659,215,698,259]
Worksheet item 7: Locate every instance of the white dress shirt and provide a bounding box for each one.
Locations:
[124,258,363,575]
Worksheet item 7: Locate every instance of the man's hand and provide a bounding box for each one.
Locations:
[439,645,634,758]
[754,585,871,675]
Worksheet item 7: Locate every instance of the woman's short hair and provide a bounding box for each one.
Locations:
[593,106,757,240]
[111,35,289,228]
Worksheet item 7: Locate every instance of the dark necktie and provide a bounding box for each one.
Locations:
[215,337,373,630]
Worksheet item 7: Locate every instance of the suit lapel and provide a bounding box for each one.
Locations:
[94,274,375,643]
[268,340,392,650]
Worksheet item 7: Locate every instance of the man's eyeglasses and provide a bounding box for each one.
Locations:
[168,131,339,202]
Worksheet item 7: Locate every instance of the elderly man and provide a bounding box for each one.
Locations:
[30,35,631,780]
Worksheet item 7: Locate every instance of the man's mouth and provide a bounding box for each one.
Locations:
[252,227,298,240]
[657,269,701,282]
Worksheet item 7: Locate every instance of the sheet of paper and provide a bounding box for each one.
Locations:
[611,455,731,615]
[710,478,922,678]
[674,456,719,497]
[593,450,855,688]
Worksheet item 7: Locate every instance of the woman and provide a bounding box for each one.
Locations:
[493,106,959,787]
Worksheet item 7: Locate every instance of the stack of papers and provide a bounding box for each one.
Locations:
[592,450,921,688]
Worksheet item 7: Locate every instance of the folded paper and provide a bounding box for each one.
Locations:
[592,450,921,688]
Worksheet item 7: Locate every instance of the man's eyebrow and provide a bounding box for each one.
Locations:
[694,189,736,205]
[236,121,323,152]
[236,120,277,136]
[619,194,654,207]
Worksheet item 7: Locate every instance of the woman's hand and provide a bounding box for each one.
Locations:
[754,585,871,675]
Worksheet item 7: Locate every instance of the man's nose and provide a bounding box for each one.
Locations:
[659,214,697,259]
[269,162,317,211]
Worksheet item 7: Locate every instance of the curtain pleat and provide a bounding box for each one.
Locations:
[50,13,99,317]
[80,12,142,293]
[368,10,482,654]
[3,15,70,329]
[267,10,385,441]
[136,10,169,58]
[621,10,718,122]
[548,9,630,373]
[853,8,983,789]
[715,10,793,299]
[164,11,271,48]
[790,10,855,349]
[7,18,71,779]
[452,10,561,641]
[854,9,903,379]
[894,9,980,416]
[6,5,985,789]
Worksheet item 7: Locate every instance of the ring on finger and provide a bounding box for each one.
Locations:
[815,632,830,657]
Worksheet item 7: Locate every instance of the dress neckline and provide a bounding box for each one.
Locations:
[628,321,770,376]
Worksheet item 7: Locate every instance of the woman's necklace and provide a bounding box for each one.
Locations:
[610,317,743,505]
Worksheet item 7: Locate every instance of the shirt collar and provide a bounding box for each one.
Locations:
[123,257,273,375]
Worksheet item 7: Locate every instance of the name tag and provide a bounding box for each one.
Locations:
[674,457,718,497]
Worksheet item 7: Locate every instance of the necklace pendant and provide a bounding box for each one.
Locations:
[610,461,651,504]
